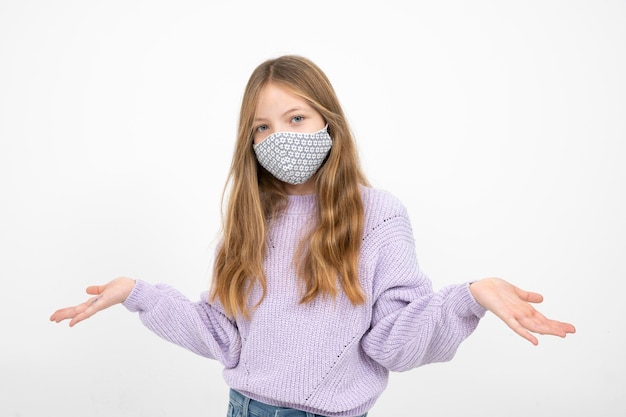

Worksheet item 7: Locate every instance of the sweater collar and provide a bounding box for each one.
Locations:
[285,193,317,215]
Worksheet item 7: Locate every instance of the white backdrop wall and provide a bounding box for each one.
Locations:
[1,1,624,416]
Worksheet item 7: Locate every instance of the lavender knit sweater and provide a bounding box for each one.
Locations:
[122,186,486,416]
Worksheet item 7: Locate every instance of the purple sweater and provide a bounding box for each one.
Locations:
[122,186,486,416]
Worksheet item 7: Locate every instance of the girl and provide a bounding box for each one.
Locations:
[50,55,576,417]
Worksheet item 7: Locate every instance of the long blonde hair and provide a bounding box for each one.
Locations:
[211,55,369,318]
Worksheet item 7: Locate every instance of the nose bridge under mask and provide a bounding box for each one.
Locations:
[255,124,329,146]
[252,125,332,185]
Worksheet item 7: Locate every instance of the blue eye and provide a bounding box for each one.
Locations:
[256,124,269,132]
[292,115,304,123]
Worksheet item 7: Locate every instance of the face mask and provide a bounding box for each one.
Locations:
[253,125,332,185]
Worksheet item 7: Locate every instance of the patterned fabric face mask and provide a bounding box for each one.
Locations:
[253,125,332,185]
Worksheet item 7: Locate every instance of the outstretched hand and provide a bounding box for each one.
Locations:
[49,277,136,327]
[469,277,576,345]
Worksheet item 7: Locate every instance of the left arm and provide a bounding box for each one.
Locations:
[359,217,575,373]
[361,238,486,372]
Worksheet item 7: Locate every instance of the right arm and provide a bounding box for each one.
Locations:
[50,277,241,368]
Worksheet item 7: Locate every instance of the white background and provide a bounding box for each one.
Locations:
[1,1,624,416]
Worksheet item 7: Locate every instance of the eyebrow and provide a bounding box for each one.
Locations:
[253,107,308,123]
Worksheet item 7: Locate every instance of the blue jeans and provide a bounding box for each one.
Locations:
[227,389,368,417]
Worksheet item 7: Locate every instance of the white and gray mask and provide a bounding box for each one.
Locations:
[253,125,332,185]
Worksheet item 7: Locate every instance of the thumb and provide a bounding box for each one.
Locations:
[515,286,544,304]
[85,285,105,295]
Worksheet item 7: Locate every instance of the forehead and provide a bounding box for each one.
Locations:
[255,83,311,116]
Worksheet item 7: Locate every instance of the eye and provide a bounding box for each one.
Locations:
[255,124,269,133]
[291,115,304,123]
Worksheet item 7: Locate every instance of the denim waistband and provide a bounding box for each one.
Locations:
[228,389,323,417]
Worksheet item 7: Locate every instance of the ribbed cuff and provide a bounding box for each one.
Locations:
[464,282,487,318]
[122,279,160,313]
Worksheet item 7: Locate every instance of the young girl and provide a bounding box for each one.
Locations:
[50,55,576,417]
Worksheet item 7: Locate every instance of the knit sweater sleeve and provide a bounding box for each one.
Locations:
[122,279,241,368]
[360,201,486,372]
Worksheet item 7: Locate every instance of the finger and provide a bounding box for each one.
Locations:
[86,285,105,295]
[534,319,577,338]
[563,322,576,334]
[50,304,87,323]
[516,309,577,339]
[49,311,62,322]
[520,330,539,346]
[505,317,539,345]
[69,311,93,327]
[495,303,544,345]
[68,298,103,327]
[514,287,544,304]
[50,296,100,323]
